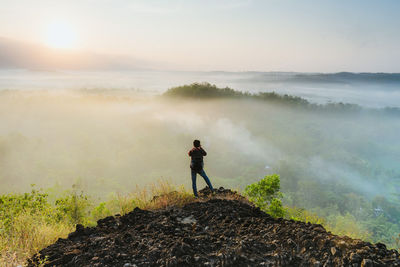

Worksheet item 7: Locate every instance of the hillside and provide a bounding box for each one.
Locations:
[29,188,400,267]
[163,82,400,115]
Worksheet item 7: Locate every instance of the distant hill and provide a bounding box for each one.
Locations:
[206,71,400,85]
[164,82,400,115]
[0,36,153,71]
[287,72,400,84]
[163,82,360,111]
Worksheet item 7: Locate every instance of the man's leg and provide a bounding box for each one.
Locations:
[191,169,198,197]
[199,169,214,191]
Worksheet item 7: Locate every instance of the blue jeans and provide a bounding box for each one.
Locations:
[191,169,213,197]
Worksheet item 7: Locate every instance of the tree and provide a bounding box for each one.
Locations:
[244,174,285,218]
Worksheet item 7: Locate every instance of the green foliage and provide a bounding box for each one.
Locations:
[0,186,92,237]
[362,215,400,245]
[244,173,400,250]
[268,198,285,218]
[91,202,113,222]
[163,82,364,112]
[0,186,53,232]
[55,190,91,225]
[396,234,400,251]
[0,181,194,265]
[244,174,285,218]
[164,82,246,98]
[285,206,326,225]
[106,193,137,216]
[0,186,74,266]
[326,212,372,241]
[257,92,310,106]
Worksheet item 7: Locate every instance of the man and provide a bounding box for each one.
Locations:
[188,139,214,197]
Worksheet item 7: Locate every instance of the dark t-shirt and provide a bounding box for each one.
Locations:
[188,147,207,171]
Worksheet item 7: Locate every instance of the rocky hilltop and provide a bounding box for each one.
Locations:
[29,188,400,267]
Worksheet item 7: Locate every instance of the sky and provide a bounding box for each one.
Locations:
[0,0,400,72]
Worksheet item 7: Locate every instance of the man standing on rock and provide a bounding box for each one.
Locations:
[188,139,214,197]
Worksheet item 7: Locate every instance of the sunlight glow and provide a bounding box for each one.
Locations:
[44,21,77,49]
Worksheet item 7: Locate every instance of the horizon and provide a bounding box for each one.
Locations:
[1,0,400,72]
[3,67,400,74]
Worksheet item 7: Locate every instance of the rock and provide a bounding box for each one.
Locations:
[179,215,197,224]
[76,224,84,232]
[349,252,362,263]
[336,240,348,250]
[27,187,400,267]
[376,242,386,250]
[361,259,373,267]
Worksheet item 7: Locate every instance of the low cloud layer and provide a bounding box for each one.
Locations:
[0,90,398,202]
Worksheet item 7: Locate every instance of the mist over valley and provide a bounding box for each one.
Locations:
[1,69,400,108]
[1,84,399,238]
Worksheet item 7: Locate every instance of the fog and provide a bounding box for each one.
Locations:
[1,89,399,204]
[1,70,400,108]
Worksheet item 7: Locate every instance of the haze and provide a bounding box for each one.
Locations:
[1,0,400,72]
[0,89,398,196]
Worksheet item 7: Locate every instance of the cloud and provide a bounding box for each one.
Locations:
[0,37,154,70]
[153,109,280,164]
[308,156,385,196]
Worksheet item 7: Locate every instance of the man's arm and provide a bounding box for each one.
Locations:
[200,147,207,156]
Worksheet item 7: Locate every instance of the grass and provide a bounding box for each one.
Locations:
[0,180,196,266]
[127,180,195,211]
[0,211,73,267]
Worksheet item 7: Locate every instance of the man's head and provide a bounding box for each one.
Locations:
[193,139,201,148]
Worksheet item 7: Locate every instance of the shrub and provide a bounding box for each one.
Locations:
[244,174,285,218]
[54,191,91,225]
[0,187,74,266]
[285,206,326,225]
[133,180,194,210]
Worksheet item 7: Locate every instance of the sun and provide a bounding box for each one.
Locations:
[44,21,77,49]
